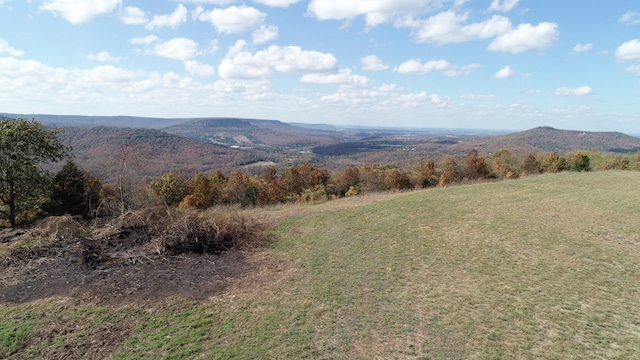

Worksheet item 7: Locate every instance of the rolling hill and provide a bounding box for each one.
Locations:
[449,126,640,155]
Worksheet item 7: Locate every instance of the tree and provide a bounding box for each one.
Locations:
[0,118,69,226]
[44,159,102,218]
[148,171,187,206]
[464,149,489,180]
[542,152,569,173]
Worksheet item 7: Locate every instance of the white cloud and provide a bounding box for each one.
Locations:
[554,86,592,97]
[615,39,640,62]
[184,60,215,77]
[300,69,370,86]
[39,0,121,24]
[218,40,338,80]
[460,93,497,101]
[253,0,300,8]
[0,38,24,57]
[488,22,559,54]
[394,58,480,77]
[146,4,188,30]
[403,11,512,45]
[130,35,159,45]
[488,0,519,12]
[252,24,279,44]
[87,51,122,62]
[625,64,640,76]
[619,11,640,26]
[153,38,200,61]
[360,55,389,71]
[119,6,147,25]
[570,43,593,54]
[307,0,448,27]
[195,5,266,34]
[494,65,515,79]
[180,0,237,4]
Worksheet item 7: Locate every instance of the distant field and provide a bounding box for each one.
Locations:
[2,171,640,358]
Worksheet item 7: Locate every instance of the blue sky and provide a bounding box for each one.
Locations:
[1,1,640,132]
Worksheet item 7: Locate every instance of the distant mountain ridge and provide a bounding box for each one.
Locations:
[4,113,640,181]
[451,126,640,154]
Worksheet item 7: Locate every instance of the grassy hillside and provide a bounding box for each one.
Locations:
[3,172,640,358]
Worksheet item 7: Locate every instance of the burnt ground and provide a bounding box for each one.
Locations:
[0,224,257,305]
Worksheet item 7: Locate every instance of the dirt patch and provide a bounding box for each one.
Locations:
[0,210,268,306]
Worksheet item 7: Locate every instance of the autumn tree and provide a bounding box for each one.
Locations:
[0,118,69,226]
[463,149,489,180]
[520,153,542,176]
[542,152,569,173]
[490,149,518,179]
[179,172,214,210]
[418,160,438,187]
[385,168,412,191]
[148,171,187,206]
[438,158,462,187]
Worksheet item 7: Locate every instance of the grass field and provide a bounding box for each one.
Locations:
[2,171,640,359]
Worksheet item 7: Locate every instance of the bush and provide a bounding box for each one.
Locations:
[160,210,268,255]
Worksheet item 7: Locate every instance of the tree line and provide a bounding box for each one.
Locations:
[2,118,640,226]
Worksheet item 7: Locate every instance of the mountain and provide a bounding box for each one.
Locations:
[160,118,350,150]
[57,126,254,182]
[449,126,640,155]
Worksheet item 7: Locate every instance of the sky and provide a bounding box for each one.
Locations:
[1,1,640,132]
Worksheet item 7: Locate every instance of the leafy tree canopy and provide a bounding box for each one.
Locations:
[0,118,69,226]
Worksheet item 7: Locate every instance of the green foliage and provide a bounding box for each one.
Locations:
[44,159,101,218]
[570,153,591,172]
[148,171,187,206]
[0,118,69,226]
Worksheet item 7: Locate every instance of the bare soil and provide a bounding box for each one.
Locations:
[0,223,256,306]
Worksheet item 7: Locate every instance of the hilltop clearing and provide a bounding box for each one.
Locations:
[2,171,640,358]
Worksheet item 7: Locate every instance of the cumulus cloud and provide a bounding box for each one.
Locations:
[460,93,497,101]
[253,0,300,8]
[194,5,266,34]
[488,0,519,12]
[488,22,559,54]
[307,0,448,27]
[554,86,592,97]
[615,39,640,62]
[252,24,279,44]
[146,4,188,30]
[619,11,640,26]
[625,64,640,76]
[184,60,215,77]
[39,0,121,24]
[394,58,480,77]
[87,51,122,62]
[130,35,159,45]
[570,43,593,54]
[494,65,515,79]
[300,69,370,86]
[360,55,389,71]
[0,38,24,57]
[218,40,338,80]
[153,38,200,61]
[119,6,147,25]
[403,11,512,45]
